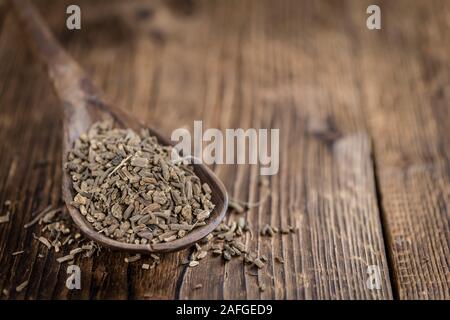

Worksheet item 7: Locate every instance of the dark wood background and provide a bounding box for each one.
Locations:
[0,0,448,300]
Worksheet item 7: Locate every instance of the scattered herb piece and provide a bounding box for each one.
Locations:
[275,256,285,264]
[189,261,199,267]
[0,212,10,224]
[56,254,74,263]
[23,205,52,229]
[36,236,52,249]
[194,284,203,290]
[15,280,29,293]
[124,254,141,263]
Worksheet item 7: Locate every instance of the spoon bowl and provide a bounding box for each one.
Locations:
[11,0,228,253]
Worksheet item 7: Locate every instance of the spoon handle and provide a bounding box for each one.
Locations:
[10,0,93,111]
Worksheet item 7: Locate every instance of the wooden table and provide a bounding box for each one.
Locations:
[0,0,448,300]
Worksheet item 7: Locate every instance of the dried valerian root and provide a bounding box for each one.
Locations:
[23,205,53,229]
[228,199,246,213]
[35,235,52,249]
[260,224,296,237]
[28,206,102,264]
[183,217,268,270]
[124,254,142,263]
[260,224,276,237]
[275,256,285,264]
[15,280,29,293]
[189,261,200,267]
[0,212,10,224]
[126,253,161,269]
[26,204,167,268]
[65,121,215,245]
[56,254,75,264]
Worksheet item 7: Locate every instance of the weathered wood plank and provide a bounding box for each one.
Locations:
[354,0,450,299]
[176,0,393,299]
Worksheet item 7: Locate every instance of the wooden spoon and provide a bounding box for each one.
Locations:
[10,0,228,253]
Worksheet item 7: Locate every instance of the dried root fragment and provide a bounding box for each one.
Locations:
[25,206,63,229]
[124,254,141,263]
[261,223,296,237]
[280,227,291,234]
[197,251,208,260]
[0,212,10,224]
[232,240,246,253]
[275,256,285,264]
[26,205,103,264]
[253,258,265,269]
[56,254,74,263]
[15,281,29,293]
[150,254,160,262]
[69,248,84,256]
[189,261,199,267]
[228,199,245,213]
[244,254,254,264]
[36,236,52,249]
[260,224,276,237]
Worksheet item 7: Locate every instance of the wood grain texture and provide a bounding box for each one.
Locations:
[0,0,447,300]
[352,0,450,299]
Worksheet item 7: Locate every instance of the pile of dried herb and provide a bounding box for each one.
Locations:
[65,121,215,245]
[183,217,267,270]
[24,205,101,264]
